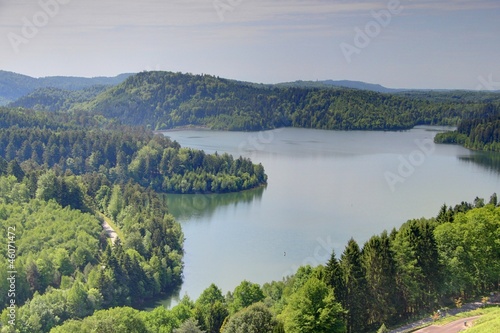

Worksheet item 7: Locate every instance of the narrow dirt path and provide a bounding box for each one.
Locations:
[101,216,118,245]
[413,316,481,333]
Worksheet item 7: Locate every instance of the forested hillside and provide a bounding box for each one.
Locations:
[0,108,267,194]
[0,71,131,105]
[26,195,498,333]
[0,163,184,332]
[275,79,399,93]
[8,86,109,112]
[0,106,268,332]
[435,103,500,152]
[10,71,500,132]
[69,72,500,131]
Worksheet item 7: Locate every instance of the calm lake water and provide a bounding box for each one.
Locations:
[156,126,500,306]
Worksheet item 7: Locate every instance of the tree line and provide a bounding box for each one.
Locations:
[9,86,109,113]
[435,103,500,152]
[9,71,500,132]
[35,195,500,333]
[0,110,267,194]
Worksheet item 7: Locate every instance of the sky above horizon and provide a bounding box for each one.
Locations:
[1,0,499,90]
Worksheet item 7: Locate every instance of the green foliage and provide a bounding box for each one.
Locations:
[340,238,368,333]
[171,296,195,323]
[141,306,180,333]
[35,196,499,333]
[362,232,397,327]
[228,280,265,314]
[13,71,499,132]
[434,205,500,297]
[324,249,345,311]
[0,175,30,204]
[194,284,228,333]
[107,185,123,221]
[0,166,184,331]
[0,69,131,103]
[320,196,499,332]
[376,323,389,333]
[222,303,277,333]
[466,307,500,333]
[174,318,205,333]
[435,104,500,152]
[10,86,109,112]
[0,118,267,194]
[392,219,441,315]
[434,131,468,145]
[49,307,147,333]
[279,276,345,333]
[0,197,100,301]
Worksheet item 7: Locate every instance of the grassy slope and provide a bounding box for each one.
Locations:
[409,306,500,332]
[466,307,500,333]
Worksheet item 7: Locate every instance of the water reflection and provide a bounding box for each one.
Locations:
[459,151,500,174]
[165,186,266,221]
[155,127,500,308]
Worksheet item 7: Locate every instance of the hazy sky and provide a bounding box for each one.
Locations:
[1,0,499,89]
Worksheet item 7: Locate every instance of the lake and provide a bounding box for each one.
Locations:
[156,126,500,306]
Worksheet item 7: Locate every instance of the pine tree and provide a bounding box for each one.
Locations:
[340,238,368,333]
[362,232,397,327]
[392,219,441,315]
[325,249,346,306]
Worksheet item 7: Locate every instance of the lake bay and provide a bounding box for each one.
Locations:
[159,126,500,305]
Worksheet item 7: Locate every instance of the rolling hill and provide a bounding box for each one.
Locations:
[5,70,500,132]
[0,70,132,105]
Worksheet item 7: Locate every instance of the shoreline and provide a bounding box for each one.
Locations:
[155,125,210,133]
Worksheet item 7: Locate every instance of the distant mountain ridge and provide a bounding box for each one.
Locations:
[3,70,500,132]
[0,70,133,105]
[39,71,500,131]
[276,80,403,93]
[8,86,110,112]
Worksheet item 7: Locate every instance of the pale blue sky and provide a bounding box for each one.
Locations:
[1,0,499,89]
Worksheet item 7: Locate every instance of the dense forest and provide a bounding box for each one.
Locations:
[4,195,495,333]
[0,108,267,194]
[435,104,500,152]
[0,106,265,332]
[8,71,500,132]
[9,86,110,113]
[0,168,184,332]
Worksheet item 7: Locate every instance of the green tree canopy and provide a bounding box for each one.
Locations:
[279,277,345,333]
[229,280,265,314]
[222,303,277,333]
